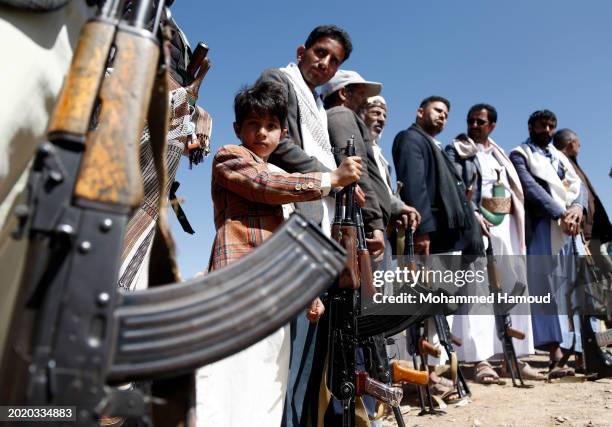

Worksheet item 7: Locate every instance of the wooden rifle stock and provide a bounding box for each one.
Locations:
[187,41,209,78]
[356,207,374,297]
[336,225,359,289]
[74,22,161,209]
[506,327,526,340]
[359,250,374,296]
[418,336,441,358]
[332,136,360,290]
[47,20,117,139]
[187,44,210,98]
[391,361,429,385]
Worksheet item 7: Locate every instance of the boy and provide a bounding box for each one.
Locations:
[197,81,362,427]
[209,81,362,271]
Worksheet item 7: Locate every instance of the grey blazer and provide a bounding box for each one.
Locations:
[327,106,388,232]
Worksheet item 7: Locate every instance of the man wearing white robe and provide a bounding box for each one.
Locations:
[446,104,538,382]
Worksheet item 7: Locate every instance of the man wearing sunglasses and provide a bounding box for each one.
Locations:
[446,104,540,383]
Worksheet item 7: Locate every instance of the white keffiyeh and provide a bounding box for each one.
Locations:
[280,63,336,235]
[512,142,581,254]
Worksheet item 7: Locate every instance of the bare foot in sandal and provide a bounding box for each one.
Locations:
[428,376,463,404]
[518,361,546,381]
[474,360,505,385]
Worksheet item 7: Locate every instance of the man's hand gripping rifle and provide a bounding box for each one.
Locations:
[0,2,347,425]
[328,137,402,426]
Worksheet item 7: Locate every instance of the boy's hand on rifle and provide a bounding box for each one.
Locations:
[306,297,325,322]
[366,229,385,261]
[330,156,362,188]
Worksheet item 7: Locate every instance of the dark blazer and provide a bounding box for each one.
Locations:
[570,157,612,242]
[256,68,331,224]
[326,106,389,232]
[392,123,466,253]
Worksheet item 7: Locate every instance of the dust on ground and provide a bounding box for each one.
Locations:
[383,354,612,427]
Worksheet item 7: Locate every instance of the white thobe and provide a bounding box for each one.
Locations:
[452,144,534,361]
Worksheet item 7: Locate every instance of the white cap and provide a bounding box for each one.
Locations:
[364,95,387,110]
[320,69,382,100]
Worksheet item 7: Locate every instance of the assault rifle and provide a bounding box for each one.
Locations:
[328,137,402,426]
[569,236,612,378]
[0,2,346,425]
[404,227,471,403]
[432,314,470,399]
[404,230,446,415]
[485,236,532,388]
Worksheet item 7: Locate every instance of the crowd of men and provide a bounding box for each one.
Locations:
[188,24,612,427]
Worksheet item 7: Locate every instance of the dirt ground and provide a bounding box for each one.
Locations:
[382,354,612,427]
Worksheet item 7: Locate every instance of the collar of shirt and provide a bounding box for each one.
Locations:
[476,141,494,154]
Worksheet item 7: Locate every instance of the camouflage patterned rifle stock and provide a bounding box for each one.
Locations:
[0,1,346,424]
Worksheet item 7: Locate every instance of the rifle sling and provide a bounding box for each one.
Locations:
[146,26,179,285]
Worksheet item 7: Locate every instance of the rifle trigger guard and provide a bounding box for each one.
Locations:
[96,387,152,421]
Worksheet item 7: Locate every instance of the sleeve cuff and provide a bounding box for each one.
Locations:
[571,202,585,212]
[321,173,332,197]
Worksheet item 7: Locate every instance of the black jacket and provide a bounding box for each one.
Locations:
[392,123,480,254]
[327,106,390,232]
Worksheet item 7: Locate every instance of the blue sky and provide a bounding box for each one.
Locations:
[168,0,612,279]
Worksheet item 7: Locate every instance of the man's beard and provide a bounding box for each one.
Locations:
[423,123,442,137]
[530,131,552,147]
[369,128,383,142]
[468,129,487,144]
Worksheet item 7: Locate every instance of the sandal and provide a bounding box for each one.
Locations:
[474,361,505,385]
[429,378,463,404]
[433,376,454,388]
[517,361,546,381]
[548,361,576,379]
